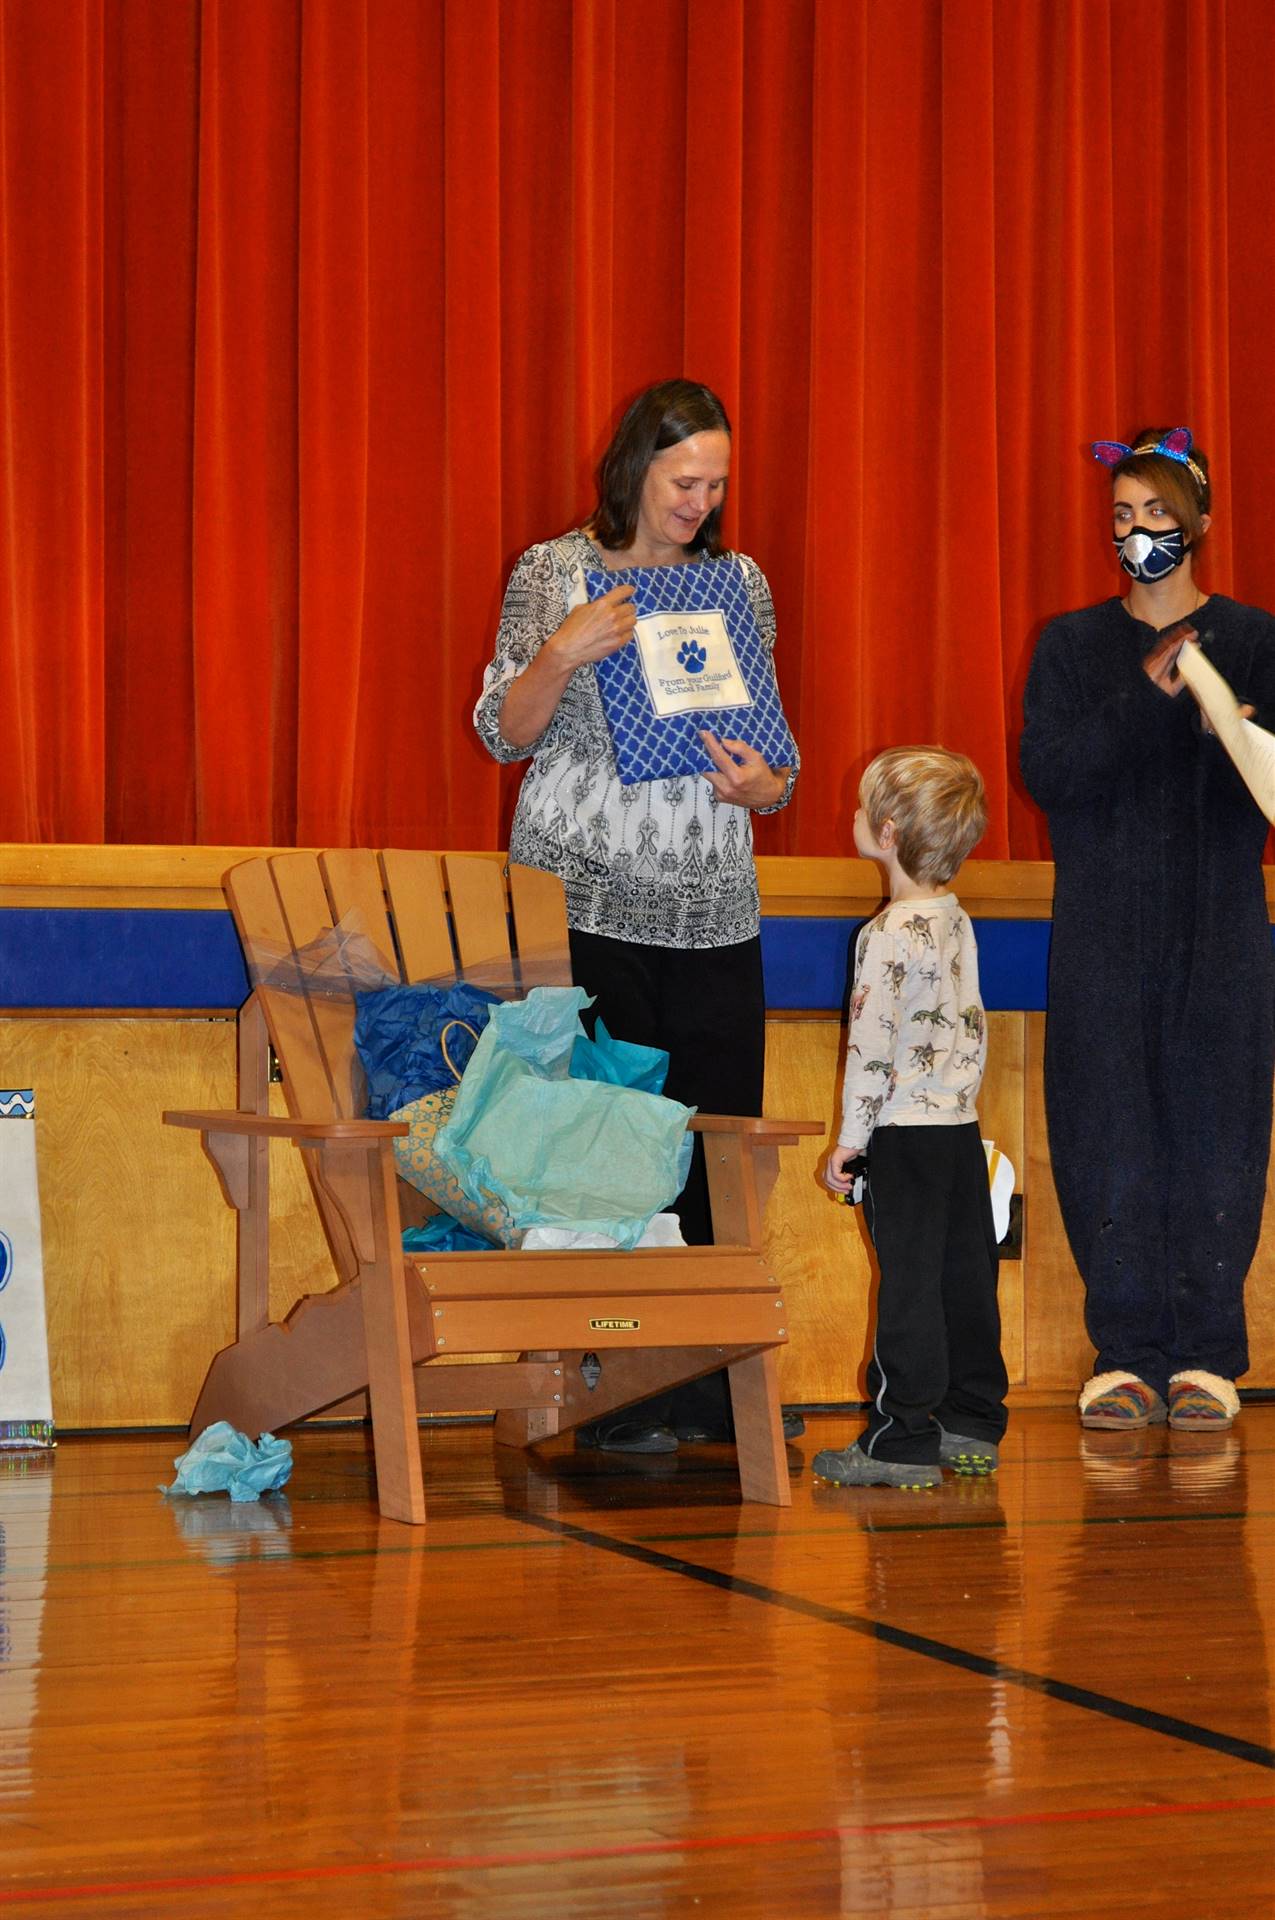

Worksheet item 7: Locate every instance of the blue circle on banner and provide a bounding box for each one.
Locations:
[0,1321,6,1371]
[0,1229,11,1292]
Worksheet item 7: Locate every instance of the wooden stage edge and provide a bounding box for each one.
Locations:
[1,844,1057,916]
[7,840,1275,921]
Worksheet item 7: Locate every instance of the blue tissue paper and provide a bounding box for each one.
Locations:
[402,1215,499,1253]
[161,1421,293,1503]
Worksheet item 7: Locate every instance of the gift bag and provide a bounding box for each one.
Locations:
[355,980,500,1119]
[391,1022,514,1244]
[433,989,694,1249]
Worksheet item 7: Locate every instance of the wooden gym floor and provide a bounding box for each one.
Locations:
[2,1407,1273,1918]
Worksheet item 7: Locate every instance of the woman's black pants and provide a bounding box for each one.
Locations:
[567,928,767,1434]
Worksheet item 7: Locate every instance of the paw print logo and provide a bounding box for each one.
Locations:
[676,638,708,674]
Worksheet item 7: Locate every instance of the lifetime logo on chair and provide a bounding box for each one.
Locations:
[590,1317,641,1332]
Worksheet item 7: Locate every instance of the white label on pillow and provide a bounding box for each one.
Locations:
[632,609,753,715]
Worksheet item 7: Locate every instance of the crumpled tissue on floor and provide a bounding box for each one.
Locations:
[160,1421,293,1503]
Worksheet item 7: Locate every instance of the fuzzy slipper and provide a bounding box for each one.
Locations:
[1167,1371,1240,1431]
[1078,1372,1167,1430]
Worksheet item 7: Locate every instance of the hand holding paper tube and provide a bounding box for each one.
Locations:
[1142,619,1196,694]
[1174,635,1275,821]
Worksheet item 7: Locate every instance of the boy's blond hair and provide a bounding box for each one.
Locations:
[860,746,987,888]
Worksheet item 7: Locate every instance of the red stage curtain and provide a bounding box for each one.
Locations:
[3,0,1275,856]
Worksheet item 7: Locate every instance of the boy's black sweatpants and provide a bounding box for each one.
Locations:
[859,1121,1008,1464]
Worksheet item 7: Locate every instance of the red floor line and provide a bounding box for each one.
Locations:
[5,1793,1275,1905]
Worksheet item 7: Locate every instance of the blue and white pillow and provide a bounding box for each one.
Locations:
[588,558,797,785]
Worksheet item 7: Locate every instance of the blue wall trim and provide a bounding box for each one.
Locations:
[1,906,1054,1014]
[760,915,1052,1013]
[0,909,250,1010]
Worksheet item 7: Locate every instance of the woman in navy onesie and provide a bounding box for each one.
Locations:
[1021,428,1275,1432]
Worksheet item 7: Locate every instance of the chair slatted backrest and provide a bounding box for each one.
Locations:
[380,852,572,992]
[225,856,343,1123]
[379,851,456,983]
[439,854,572,993]
[225,851,574,1282]
[320,849,402,981]
[443,855,515,981]
[507,863,574,990]
[229,853,573,1105]
[269,852,369,1119]
[225,854,365,1281]
[226,848,579,1297]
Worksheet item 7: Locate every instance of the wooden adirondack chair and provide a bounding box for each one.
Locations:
[165,851,822,1525]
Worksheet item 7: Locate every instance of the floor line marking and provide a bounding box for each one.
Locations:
[5,1794,1275,1905]
[510,1509,1275,1772]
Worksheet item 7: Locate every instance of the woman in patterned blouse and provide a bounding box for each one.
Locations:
[474,378,799,1453]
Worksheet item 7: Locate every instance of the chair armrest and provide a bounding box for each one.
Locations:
[689,1113,824,1142]
[164,1110,409,1141]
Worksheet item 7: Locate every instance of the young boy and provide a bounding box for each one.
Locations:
[814,746,1008,1491]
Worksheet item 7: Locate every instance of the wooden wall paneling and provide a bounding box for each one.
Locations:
[5,1014,362,1431]
[753,855,1059,918]
[10,1017,238,1429]
[1252,1152,1275,1383]
[1023,1012,1093,1392]
[10,841,1275,924]
[761,1018,871,1404]
[0,842,281,908]
[981,1012,1026,1384]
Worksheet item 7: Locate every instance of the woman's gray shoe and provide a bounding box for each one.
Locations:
[812,1444,940,1490]
[937,1430,999,1475]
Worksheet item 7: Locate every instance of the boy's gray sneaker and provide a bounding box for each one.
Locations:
[812,1444,941,1490]
[937,1430,999,1476]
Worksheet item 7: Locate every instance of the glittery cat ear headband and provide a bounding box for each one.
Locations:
[1091,427,1208,495]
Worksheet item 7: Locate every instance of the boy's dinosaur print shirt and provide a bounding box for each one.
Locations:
[838,893,986,1154]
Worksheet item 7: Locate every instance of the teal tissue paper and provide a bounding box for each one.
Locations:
[161,1421,293,1503]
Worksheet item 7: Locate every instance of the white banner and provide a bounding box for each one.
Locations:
[0,1092,54,1447]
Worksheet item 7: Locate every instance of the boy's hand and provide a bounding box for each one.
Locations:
[824,1146,867,1196]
